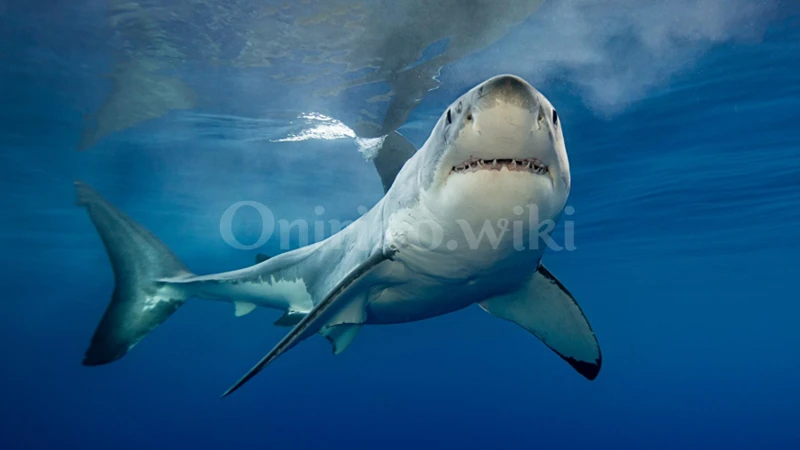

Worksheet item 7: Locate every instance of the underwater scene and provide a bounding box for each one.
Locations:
[1,1,799,449]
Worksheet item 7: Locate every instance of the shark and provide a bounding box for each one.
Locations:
[76,74,601,397]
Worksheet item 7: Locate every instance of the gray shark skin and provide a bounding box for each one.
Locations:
[77,75,601,397]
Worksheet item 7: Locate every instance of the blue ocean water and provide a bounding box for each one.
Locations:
[1,1,799,449]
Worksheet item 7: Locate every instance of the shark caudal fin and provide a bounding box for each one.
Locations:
[75,181,193,365]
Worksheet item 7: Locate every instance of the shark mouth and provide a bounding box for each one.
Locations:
[451,157,548,175]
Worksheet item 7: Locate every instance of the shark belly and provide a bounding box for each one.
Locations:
[73,74,603,395]
[366,197,545,325]
[364,261,542,325]
[363,246,542,326]
[364,275,477,324]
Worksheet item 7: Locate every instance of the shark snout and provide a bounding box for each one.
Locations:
[476,74,538,112]
[468,75,542,139]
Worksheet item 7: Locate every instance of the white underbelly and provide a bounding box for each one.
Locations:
[372,199,546,324]
[364,250,538,325]
[365,279,479,324]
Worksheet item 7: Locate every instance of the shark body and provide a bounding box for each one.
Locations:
[77,74,601,396]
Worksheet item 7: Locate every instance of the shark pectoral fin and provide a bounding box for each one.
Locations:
[479,264,601,381]
[234,302,257,317]
[221,251,390,398]
[273,309,306,327]
[321,324,362,355]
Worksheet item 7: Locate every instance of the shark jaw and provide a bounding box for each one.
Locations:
[451,157,549,175]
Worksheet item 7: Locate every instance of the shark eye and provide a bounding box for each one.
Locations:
[552,109,558,125]
[456,101,463,114]
[446,109,452,125]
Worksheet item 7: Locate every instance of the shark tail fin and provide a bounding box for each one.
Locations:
[75,181,194,365]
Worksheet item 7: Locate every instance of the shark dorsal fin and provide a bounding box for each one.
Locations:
[350,118,417,195]
[373,131,417,193]
[354,121,417,194]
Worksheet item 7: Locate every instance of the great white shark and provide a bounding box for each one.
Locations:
[76,74,601,397]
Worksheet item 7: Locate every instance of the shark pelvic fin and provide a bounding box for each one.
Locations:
[221,250,391,397]
[321,324,362,355]
[234,302,257,317]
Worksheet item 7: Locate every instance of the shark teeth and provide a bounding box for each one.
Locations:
[451,158,548,175]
